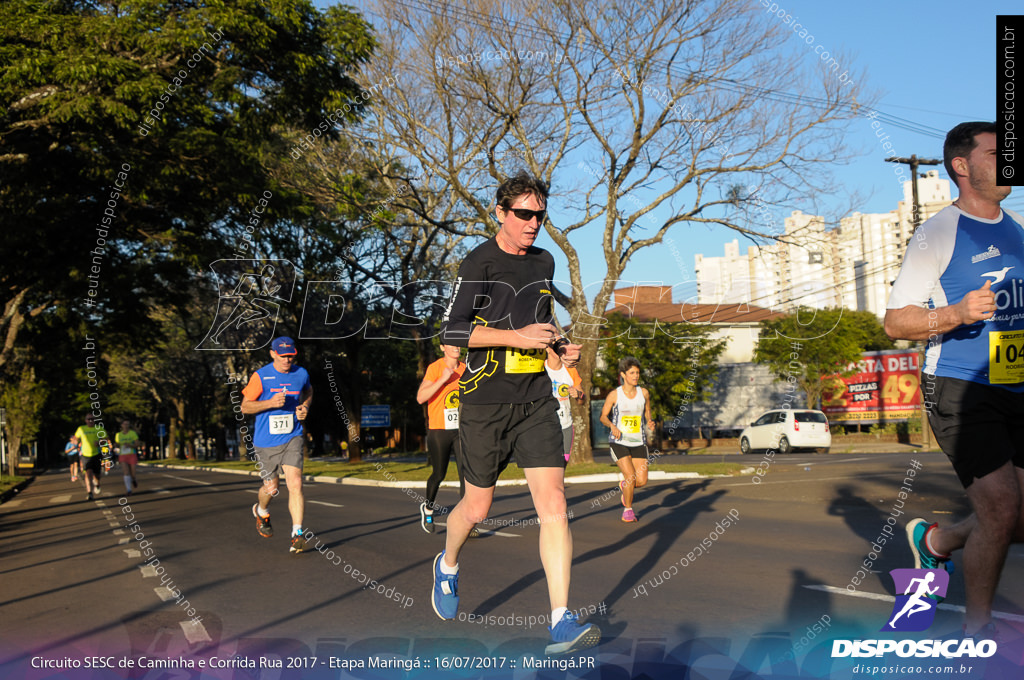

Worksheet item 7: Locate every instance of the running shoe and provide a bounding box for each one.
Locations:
[290,531,307,554]
[545,611,601,655]
[432,551,459,620]
[420,502,434,534]
[132,477,138,489]
[907,518,953,601]
[71,475,78,482]
[87,491,93,501]
[94,485,101,495]
[252,503,273,538]
[622,508,637,522]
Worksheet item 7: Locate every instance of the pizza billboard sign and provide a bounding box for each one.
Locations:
[822,349,922,423]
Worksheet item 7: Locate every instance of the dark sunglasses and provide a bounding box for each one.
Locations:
[502,206,546,223]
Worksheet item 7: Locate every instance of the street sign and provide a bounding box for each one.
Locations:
[157,423,167,437]
[360,405,391,428]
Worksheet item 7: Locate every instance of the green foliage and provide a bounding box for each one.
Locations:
[592,313,726,423]
[754,308,893,409]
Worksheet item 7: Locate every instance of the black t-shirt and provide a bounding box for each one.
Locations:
[440,238,556,404]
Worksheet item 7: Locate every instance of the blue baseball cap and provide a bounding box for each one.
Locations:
[271,337,297,356]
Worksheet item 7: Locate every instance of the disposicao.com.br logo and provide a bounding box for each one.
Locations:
[831,569,997,659]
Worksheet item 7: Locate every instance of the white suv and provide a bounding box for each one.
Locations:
[739,409,831,454]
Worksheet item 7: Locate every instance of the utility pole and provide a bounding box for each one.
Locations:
[885,155,942,231]
[886,155,942,449]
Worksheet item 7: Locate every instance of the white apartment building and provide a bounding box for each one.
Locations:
[694,171,952,317]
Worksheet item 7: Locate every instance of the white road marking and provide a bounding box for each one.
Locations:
[107,522,120,528]
[49,495,72,503]
[162,475,212,486]
[180,619,212,644]
[3,500,23,507]
[803,585,1024,623]
[243,489,342,507]
[155,587,175,602]
[724,475,870,487]
[140,566,158,578]
[124,549,141,558]
[434,521,520,538]
[118,537,130,544]
[802,457,871,467]
[154,488,171,494]
[113,529,126,535]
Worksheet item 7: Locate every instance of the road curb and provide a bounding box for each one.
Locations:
[0,475,36,505]
[139,462,704,487]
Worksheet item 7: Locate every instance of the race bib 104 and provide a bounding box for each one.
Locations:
[990,330,1024,384]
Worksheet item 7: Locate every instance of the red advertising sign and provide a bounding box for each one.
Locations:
[822,349,922,423]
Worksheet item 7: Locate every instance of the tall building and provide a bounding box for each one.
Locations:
[694,171,952,317]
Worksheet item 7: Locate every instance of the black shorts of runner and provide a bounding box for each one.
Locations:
[459,396,565,488]
[924,374,1024,488]
[81,455,102,476]
[609,442,647,462]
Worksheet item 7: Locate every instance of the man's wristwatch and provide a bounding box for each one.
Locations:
[552,337,570,355]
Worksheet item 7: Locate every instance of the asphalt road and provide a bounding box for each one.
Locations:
[2,453,1023,679]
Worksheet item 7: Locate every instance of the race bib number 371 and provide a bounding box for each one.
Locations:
[990,330,1024,384]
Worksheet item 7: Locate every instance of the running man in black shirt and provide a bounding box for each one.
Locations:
[431,171,600,655]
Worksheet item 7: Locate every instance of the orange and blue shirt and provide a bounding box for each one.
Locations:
[241,363,310,448]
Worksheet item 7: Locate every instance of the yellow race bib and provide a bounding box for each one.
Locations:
[505,348,545,374]
[990,330,1024,384]
[620,415,641,434]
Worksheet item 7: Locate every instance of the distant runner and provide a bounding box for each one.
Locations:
[72,413,105,500]
[65,436,80,483]
[416,343,467,533]
[545,348,583,462]
[115,420,140,495]
[600,357,653,522]
[241,336,313,554]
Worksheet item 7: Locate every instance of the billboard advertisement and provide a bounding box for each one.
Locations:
[822,349,922,423]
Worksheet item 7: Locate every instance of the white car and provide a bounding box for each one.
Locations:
[739,409,831,454]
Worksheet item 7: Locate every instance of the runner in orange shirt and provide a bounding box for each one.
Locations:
[416,344,467,533]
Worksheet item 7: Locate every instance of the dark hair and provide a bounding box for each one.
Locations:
[943,122,997,186]
[618,357,641,376]
[496,170,549,209]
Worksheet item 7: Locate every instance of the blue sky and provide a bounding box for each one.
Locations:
[609,0,1024,295]
[334,0,1022,304]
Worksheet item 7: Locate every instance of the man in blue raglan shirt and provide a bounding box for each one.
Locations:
[241,336,313,553]
[886,122,1024,639]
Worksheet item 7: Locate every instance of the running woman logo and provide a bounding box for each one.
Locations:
[196,259,296,350]
[881,568,949,632]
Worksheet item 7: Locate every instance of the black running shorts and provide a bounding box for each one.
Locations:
[458,396,566,488]
[81,455,102,476]
[924,374,1024,488]
[609,442,647,462]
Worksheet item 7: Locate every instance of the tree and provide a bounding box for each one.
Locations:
[593,313,726,447]
[357,0,870,459]
[1,366,49,475]
[0,0,375,370]
[753,308,893,409]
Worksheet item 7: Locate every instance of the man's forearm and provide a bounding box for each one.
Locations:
[468,325,526,349]
[884,304,963,341]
